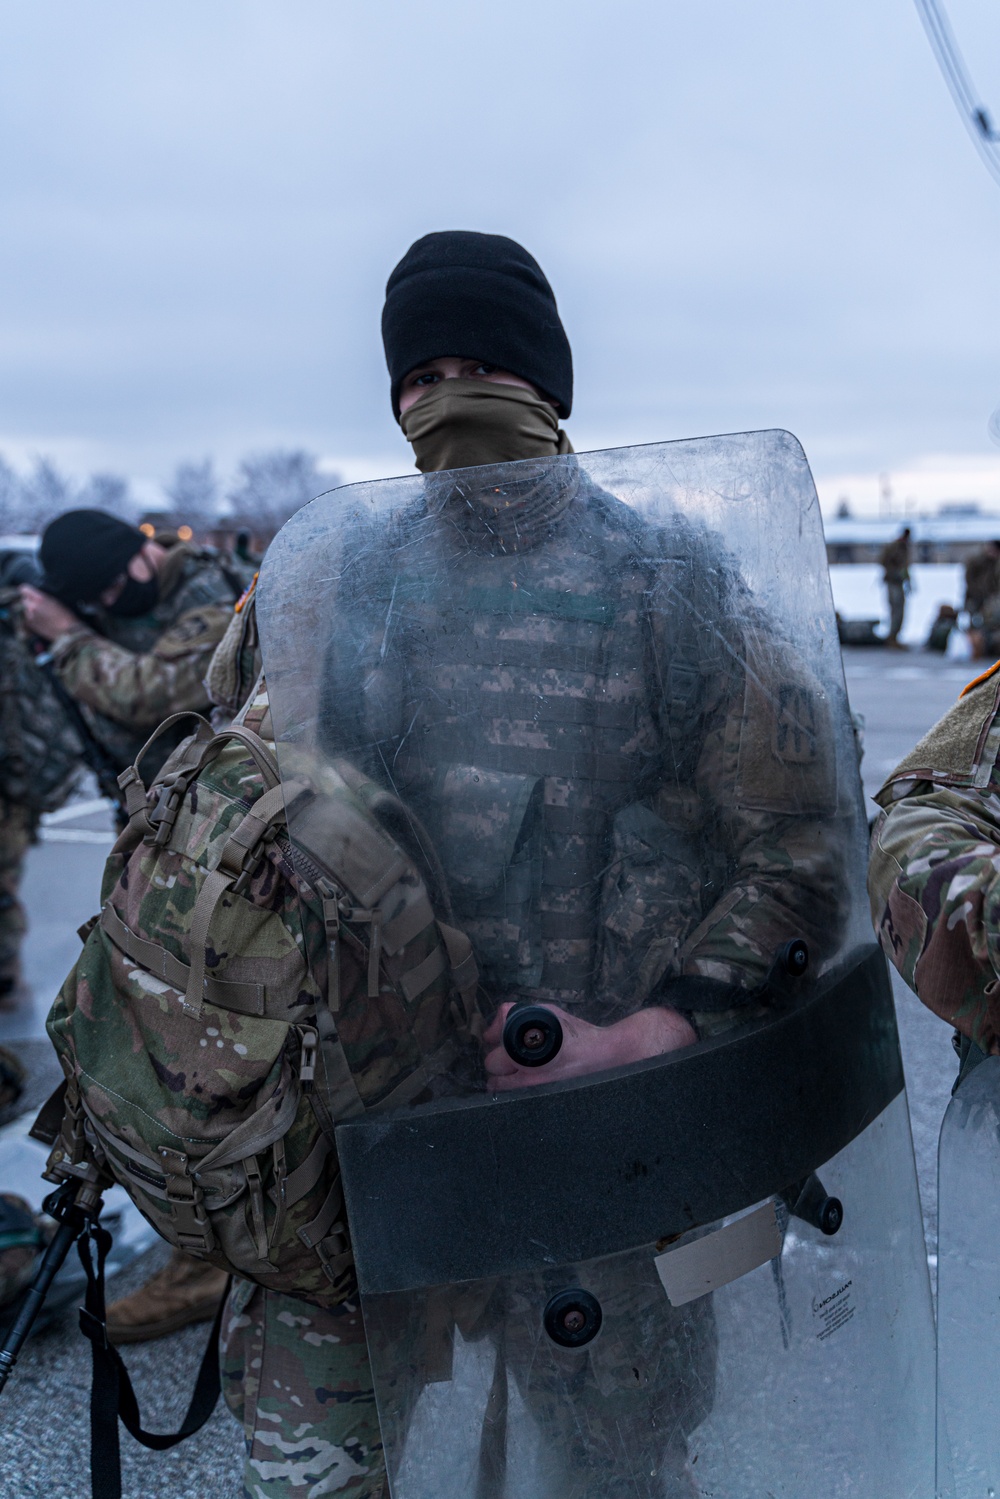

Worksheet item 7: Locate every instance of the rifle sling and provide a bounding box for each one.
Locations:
[77,1218,226,1499]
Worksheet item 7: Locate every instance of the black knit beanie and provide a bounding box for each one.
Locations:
[39,509,145,603]
[382,231,573,420]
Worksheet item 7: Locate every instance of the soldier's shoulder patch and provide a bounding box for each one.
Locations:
[961,660,1000,699]
[156,605,231,658]
[771,683,818,765]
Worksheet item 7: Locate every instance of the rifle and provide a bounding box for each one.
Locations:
[0,1132,223,1498]
[0,1169,107,1396]
[33,652,127,826]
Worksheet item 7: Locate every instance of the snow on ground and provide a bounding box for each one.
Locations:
[829,563,965,647]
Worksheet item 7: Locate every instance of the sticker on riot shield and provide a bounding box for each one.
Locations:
[256,432,936,1498]
[655,1200,783,1306]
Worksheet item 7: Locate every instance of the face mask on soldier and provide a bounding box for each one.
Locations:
[104,573,160,618]
[399,375,572,474]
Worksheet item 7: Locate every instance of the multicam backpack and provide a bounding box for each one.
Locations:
[40,680,480,1309]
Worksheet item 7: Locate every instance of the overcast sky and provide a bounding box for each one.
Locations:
[1,0,999,515]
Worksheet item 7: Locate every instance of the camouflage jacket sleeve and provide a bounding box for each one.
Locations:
[676,631,845,993]
[204,578,262,727]
[47,604,232,729]
[869,775,1000,1053]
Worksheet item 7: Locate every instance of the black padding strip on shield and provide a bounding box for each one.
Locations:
[336,944,902,1294]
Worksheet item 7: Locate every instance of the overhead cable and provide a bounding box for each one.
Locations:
[913,0,1000,188]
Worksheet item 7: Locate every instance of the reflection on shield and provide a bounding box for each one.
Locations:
[937,1054,1000,1499]
[257,432,937,1498]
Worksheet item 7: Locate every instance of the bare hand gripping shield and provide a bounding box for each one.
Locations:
[256,433,936,1499]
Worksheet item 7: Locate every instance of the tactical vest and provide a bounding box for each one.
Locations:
[321,479,729,1017]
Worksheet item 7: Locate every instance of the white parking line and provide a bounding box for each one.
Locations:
[39,828,115,844]
[40,798,110,826]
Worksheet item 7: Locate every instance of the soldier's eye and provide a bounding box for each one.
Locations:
[412,372,440,387]
[473,364,498,376]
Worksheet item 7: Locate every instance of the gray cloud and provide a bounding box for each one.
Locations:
[0,0,997,489]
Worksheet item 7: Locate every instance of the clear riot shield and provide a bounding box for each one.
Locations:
[256,432,936,1499]
[936,1054,1000,1498]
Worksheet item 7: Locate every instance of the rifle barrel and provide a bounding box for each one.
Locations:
[0,1217,79,1394]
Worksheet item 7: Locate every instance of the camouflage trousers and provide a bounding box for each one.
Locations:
[0,802,36,986]
[219,1281,387,1499]
[219,1269,713,1499]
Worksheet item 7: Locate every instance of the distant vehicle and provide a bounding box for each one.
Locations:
[0,537,40,589]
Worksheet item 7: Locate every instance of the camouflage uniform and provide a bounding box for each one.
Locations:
[0,578,84,994]
[320,470,841,1008]
[220,1282,386,1499]
[0,1192,45,1310]
[46,542,248,776]
[227,468,843,1498]
[869,659,1000,1054]
[878,533,911,644]
[0,802,36,995]
[964,546,1000,619]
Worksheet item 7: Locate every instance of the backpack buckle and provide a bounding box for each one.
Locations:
[231,826,278,895]
[146,779,185,847]
[157,1147,217,1253]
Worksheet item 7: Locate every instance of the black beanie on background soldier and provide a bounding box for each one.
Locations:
[39,509,145,605]
[382,231,573,420]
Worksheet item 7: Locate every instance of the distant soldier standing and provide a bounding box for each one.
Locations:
[879,526,911,649]
[20,508,250,1341]
[963,539,1000,619]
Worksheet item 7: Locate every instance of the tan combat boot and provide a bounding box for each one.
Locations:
[106,1248,229,1344]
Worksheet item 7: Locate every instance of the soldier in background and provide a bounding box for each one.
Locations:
[0,547,45,1009]
[963,539,1000,620]
[21,509,252,780]
[20,508,250,1343]
[878,526,911,649]
[925,603,959,654]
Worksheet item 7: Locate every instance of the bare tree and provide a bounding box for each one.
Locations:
[17,459,75,534]
[76,472,135,521]
[0,458,22,535]
[228,450,333,536]
[167,459,220,530]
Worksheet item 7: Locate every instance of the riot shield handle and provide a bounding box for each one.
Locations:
[543,1287,603,1347]
[502,1003,564,1068]
[757,939,810,1011]
[775,939,809,979]
[780,1171,843,1236]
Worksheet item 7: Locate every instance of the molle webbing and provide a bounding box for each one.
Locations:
[99,904,272,1017]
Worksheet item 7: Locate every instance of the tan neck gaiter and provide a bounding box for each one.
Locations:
[399,378,572,473]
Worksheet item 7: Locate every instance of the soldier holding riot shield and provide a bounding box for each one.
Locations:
[869,665,1000,1497]
[218,232,937,1498]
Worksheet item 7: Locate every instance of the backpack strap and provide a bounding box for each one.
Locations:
[183,780,291,1016]
[113,712,215,859]
[437,920,483,1041]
